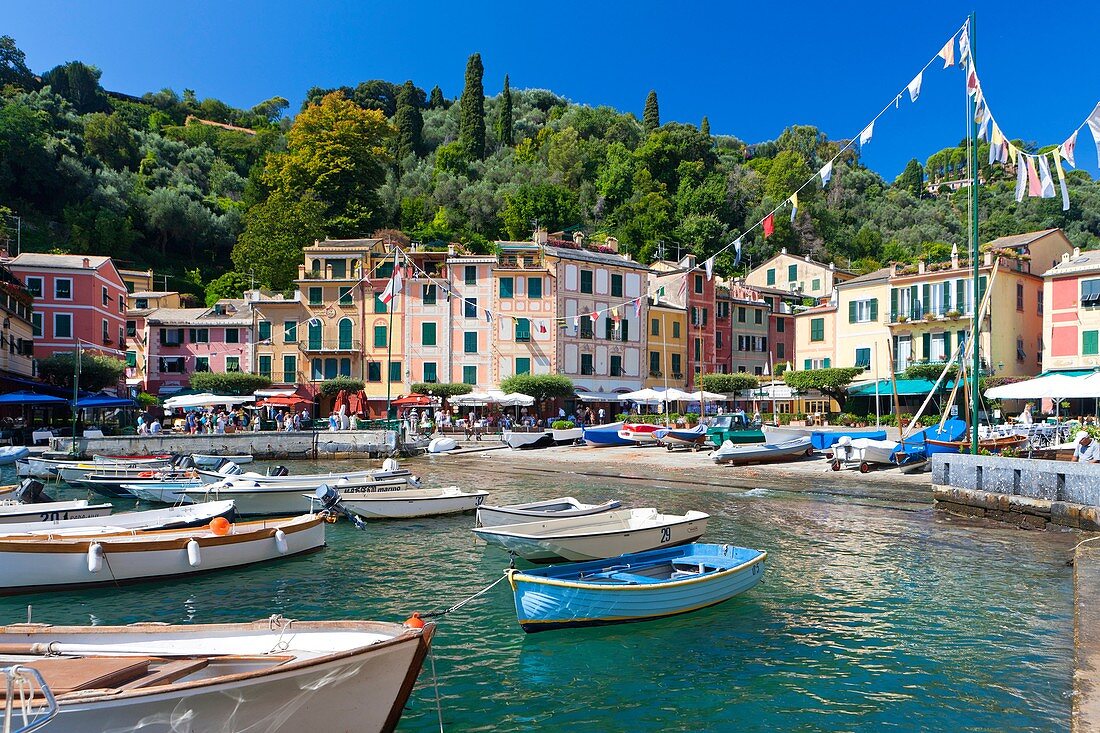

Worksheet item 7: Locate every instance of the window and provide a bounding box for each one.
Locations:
[338,286,353,306]
[159,357,186,373]
[374,295,387,314]
[422,322,437,346]
[776,318,785,333]
[189,328,209,343]
[368,362,382,382]
[580,353,594,375]
[465,265,477,285]
[716,331,723,349]
[1082,279,1100,306]
[671,353,682,376]
[422,284,436,305]
[649,351,661,376]
[126,351,137,368]
[423,362,438,383]
[810,317,825,342]
[515,318,531,342]
[257,321,271,341]
[611,274,624,297]
[929,333,947,363]
[811,278,821,292]
[788,264,797,282]
[308,286,323,306]
[580,270,594,294]
[672,321,681,339]
[119,325,125,346]
[527,277,542,299]
[755,309,763,325]
[101,286,108,306]
[738,307,746,323]
[390,361,401,381]
[579,316,593,339]
[1016,283,1024,311]
[338,318,353,349]
[135,298,149,310]
[850,298,879,323]
[54,313,73,339]
[499,277,514,298]
[1037,290,1044,315]
[605,317,616,340]
[330,259,346,278]
[118,294,125,312]
[339,358,351,377]
[621,319,630,342]
[463,365,478,384]
[225,327,240,344]
[610,355,623,377]
[651,318,660,336]
[376,259,393,278]
[464,331,477,353]
[694,275,703,294]
[101,319,110,343]
[284,320,297,343]
[282,355,296,383]
[222,355,239,373]
[1016,338,1026,362]
[694,338,701,360]
[766,269,776,286]
[776,342,785,359]
[464,297,477,319]
[24,277,42,297]
[717,301,729,319]
[374,325,387,348]
[515,358,531,375]
[258,355,272,379]
[55,278,72,299]
[1083,331,1099,356]
[31,313,42,337]
[307,320,322,350]
[324,358,338,379]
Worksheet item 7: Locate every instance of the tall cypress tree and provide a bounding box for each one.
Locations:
[643,90,660,133]
[429,85,445,109]
[700,116,711,137]
[394,80,423,159]
[496,74,513,147]
[459,53,486,159]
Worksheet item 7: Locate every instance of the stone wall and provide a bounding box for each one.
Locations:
[932,453,1100,530]
[53,430,397,460]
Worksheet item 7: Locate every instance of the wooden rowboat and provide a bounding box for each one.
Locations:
[925,434,1029,455]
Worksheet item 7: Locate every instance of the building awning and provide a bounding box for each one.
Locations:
[847,379,941,397]
[574,392,628,403]
[255,388,298,397]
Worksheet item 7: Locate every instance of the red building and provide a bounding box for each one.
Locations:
[651,255,716,389]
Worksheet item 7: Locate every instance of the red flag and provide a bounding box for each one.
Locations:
[538,322,547,333]
[762,214,775,238]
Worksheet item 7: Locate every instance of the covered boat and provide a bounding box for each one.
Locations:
[654,424,709,450]
[503,430,554,450]
[711,434,813,465]
[473,508,709,563]
[507,542,766,632]
[617,423,663,444]
[0,618,434,733]
[337,487,489,519]
[549,426,583,444]
[476,497,621,528]
[180,476,409,515]
[0,446,29,466]
[582,422,633,447]
[0,500,237,536]
[427,437,457,453]
[0,514,325,595]
[810,429,887,450]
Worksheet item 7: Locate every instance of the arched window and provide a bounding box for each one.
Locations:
[338,318,353,350]
[307,319,322,350]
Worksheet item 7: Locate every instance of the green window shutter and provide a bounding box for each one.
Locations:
[922,283,931,315]
[890,289,898,320]
[909,285,918,317]
[368,363,382,382]
[605,317,614,340]
[869,298,878,321]
[922,332,931,358]
[788,264,797,282]
[650,352,660,374]
[374,325,387,347]
[464,331,477,353]
[462,365,477,384]
[516,318,531,341]
[823,357,831,368]
[804,359,812,370]
[258,355,271,377]
[500,277,513,298]
[767,268,775,286]
[309,287,322,305]
[527,277,542,298]
[389,361,401,381]
[957,279,966,311]
[811,318,824,341]
[339,286,352,305]
[942,281,951,311]
[422,322,437,346]
[515,358,531,375]
[848,301,857,323]
[978,275,988,306]
[308,321,322,349]
[1084,331,1100,356]
[338,319,353,349]
[282,355,296,383]
[284,321,297,343]
[423,362,437,382]
[258,321,271,340]
[651,319,659,336]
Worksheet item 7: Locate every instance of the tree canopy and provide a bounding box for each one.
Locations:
[699,373,760,393]
[37,353,125,392]
[499,374,574,401]
[411,382,472,400]
[190,371,272,395]
[783,367,865,409]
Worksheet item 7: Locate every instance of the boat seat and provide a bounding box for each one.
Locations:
[118,658,210,689]
[3,657,152,697]
[592,571,665,584]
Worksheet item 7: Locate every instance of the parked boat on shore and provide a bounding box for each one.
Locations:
[337,487,488,519]
[712,434,813,465]
[582,422,633,447]
[476,497,621,528]
[810,429,888,450]
[473,508,709,563]
[0,618,434,732]
[706,413,766,447]
[654,425,709,450]
[503,430,554,450]
[550,426,583,444]
[507,542,767,632]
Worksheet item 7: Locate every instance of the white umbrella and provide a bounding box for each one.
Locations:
[162,393,254,409]
[619,388,665,404]
[671,389,727,402]
[984,374,1086,400]
[498,393,535,407]
[450,392,494,406]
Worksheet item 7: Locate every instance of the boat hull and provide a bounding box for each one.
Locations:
[341,488,488,519]
[550,427,583,444]
[0,446,29,465]
[0,500,113,524]
[582,423,633,447]
[810,430,887,450]
[925,434,1028,455]
[503,431,554,450]
[509,544,766,632]
[712,436,813,465]
[476,498,621,528]
[183,478,408,515]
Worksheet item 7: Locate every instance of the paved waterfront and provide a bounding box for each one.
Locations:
[1075,542,1100,732]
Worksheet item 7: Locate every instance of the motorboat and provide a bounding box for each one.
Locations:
[180,477,410,515]
[0,617,434,732]
[654,425,709,450]
[196,465,411,485]
[473,508,710,563]
[810,429,888,450]
[0,514,325,595]
[69,470,202,499]
[507,542,767,632]
[122,480,205,504]
[0,500,237,536]
[336,487,489,519]
[476,497,621,528]
[0,446,29,465]
[18,455,172,479]
[427,437,457,453]
[617,423,663,444]
[705,413,765,447]
[0,482,113,524]
[711,433,813,465]
[192,453,254,466]
[549,426,583,444]
[503,430,554,450]
[582,422,633,447]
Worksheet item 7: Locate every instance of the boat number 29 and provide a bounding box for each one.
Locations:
[660,527,671,543]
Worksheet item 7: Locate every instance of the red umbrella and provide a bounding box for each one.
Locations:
[392,393,431,407]
[257,395,311,408]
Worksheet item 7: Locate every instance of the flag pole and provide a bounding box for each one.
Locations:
[385,249,398,420]
[967,11,981,454]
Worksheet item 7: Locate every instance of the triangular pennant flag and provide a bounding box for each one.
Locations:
[859,122,874,147]
[1026,156,1042,197]
[611,307,620,321]
[1053,148,1071,212]
[655,286,665,297]
[818,161,833,188]
[762,213,775,239]
[307,317,323,327]
[1038,154,1056,199]
[1014,152,1028,202]
[484,309,493,322]
[379,252,403,304]
[1062,130,1078,168]
[978,108,992,142]
[959,24,971,64]
[732,238,743,267]
[704,256,715,281]
[1087,103,1100,166]
[907,72,922,102]
[988,124,1003,165]
[572,315,580,331]
[938,37,955,68]
[590,310,600,323]
[538,321,547,334]
[966,63,978,96]
[789,193,799,223]
[634,297,642,317]
[1007,141,1019,162]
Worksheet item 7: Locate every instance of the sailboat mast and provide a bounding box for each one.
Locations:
[968,11,981,453]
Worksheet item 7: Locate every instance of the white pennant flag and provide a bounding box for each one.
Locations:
[1087,103,1100,167]
[819,161,833,188]
[1038,154,1056,199]
[732,237,743,267]
[704,256,714,281]
[938,37,955,68]
[1053,148,1071,212]
[859,122,874,148]
[907,72,923,103]
[959,24,971,64]
[1062,130,1078,168]
[1014,152,1028,203]
[379,251,403,304]
[978,108,992,142]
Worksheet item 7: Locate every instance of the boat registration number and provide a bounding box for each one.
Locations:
[660,527,671,543]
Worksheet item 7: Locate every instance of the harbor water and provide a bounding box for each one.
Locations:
[0,457,1074,732]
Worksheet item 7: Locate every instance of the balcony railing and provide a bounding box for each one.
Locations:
[300,339,361,352]
[649,370,663,378]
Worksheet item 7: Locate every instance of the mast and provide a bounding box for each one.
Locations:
[967,11,981,453]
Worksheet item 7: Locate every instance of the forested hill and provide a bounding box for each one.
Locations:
[2,37,1099,305]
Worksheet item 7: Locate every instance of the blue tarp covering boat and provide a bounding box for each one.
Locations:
[582,422,633,447]
[811,430,888,450]
[905,419,968,456]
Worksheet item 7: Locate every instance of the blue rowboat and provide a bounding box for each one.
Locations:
[582,422,633,447]
[506,542,766,633]
[908,418,968,456]
[811,429,887,450]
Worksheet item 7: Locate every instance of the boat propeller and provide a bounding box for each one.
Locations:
[314,484,366,530]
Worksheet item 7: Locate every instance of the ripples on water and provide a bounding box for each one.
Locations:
[0,458,1074,732]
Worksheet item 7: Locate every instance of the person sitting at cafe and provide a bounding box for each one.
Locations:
[1015,404,1034,425]
[1072,431,1099,464]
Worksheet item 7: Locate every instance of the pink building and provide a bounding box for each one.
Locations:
[138,301,253,395]
[447,255,495,389]
[5,253,127,361]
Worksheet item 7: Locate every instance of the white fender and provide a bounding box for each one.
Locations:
[87,543,103,573]
[274,529,288,554]
[186,539,201,567]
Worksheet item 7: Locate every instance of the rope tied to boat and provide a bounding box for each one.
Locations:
[266,614,297,653]
[419,574,509,620]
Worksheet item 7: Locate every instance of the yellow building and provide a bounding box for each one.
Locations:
[833,267,892,381]
[744,249,854,301]
[644,297,688,390]
[792,303,839,414]
[118,268,155,294]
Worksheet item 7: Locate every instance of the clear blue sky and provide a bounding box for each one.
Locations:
[6,0,1098,178]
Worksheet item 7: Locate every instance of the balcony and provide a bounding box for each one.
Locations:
[671,372,684,380]
[649,370,663,378]
[496,254,543,270]
[300,339,361,352]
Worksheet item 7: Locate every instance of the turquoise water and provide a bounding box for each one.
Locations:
[0,459,1074,732]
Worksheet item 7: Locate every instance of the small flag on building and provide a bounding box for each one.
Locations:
[538,321,548,334]
[379,252,403,304]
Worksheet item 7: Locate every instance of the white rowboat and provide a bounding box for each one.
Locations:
[476,497,621,527]
[473,508,710,563]
[181,478,409,515]
[0,499,113,524]
[502,431,553,450]
[0,501,237,537]
[192,453,254,466]
[339,487,488,519]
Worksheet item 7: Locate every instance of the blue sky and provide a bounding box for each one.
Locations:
[6,0,1098,178]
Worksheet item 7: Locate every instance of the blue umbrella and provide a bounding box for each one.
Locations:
[0,391,68,406]
[75,395,136,409]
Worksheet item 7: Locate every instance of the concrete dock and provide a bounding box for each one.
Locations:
[1075,542,1100,733]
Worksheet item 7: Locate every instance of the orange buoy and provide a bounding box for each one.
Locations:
[209,517,232,536]
[404,612,425,629]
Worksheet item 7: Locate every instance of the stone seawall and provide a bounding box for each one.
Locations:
[932,453,1100,530]
[52,430,398,460]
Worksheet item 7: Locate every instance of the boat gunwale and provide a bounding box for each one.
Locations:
[507,549,766,592]
[338,487,487,504]
[473,510,709,542]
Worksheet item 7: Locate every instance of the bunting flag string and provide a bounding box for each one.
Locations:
[907,72,923,102]
[1062,130,1077,168]
[818,161,833,188]
[1037,155,1056,199]
[1053,149,1071,212]
[938,37,955,68]
[762,213,775,238]
[1014,152,1028,202]
[789,193,799,223]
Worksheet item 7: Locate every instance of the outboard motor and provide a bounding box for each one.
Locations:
[269,465,290,477]
[13,479,54,504]
[313,484,366,529]
[216,460,242,476]
[407,475,422,489]
[176,455,196,470]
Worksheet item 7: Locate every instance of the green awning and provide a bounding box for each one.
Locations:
[847,379,942,397]
[1040,369,1098,377]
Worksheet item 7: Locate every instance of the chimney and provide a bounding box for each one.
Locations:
[573,231,586,247]
[1062,252,1071,263]
[533,228,549,246]
[805,253,812,262]
[605,236,619,253]
[781,247,788,255]
[951,243,960,269]
[82,257,90,268]
[1073,246,1081,259]
[829,262,836,271]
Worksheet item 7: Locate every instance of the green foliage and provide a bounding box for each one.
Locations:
[700,116,710,137]
[499,374,574,401]
[428,86,446,109]
[319,376,365,396]
[42,61,108,114]
[643,90,660,133]
[37,353,126,391]
[411,382,472,400]
[136,392,160,408]
[551,420,575,430]
[0,36,36,90]
[394,80,423,160]
[205,271,251,306]
[458,53,486,160]
[232,194,326,291]
[501,183,581,240]
[699,373,760,393]
[496,75,513,147]
[190,371,271,395]
[783,367,864,409]
[894,158,924,197]
[903,362,958,381]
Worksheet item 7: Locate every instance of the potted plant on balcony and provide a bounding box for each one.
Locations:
[945,309,961,320]
[923,311,937,322]
[896,314,909,323]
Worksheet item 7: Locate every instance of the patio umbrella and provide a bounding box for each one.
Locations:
[392,393,432,407]
[74,394,136,409]
[163,393,254,409]
[984,374,1085,400]
[498,393,535,407]
[0,391,67,406]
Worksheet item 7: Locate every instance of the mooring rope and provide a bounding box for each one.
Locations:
[421,574,509,619]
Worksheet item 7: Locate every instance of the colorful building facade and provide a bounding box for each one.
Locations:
[644,297,688,390]
[1043,246,1100,373]
[0,264,34,382]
